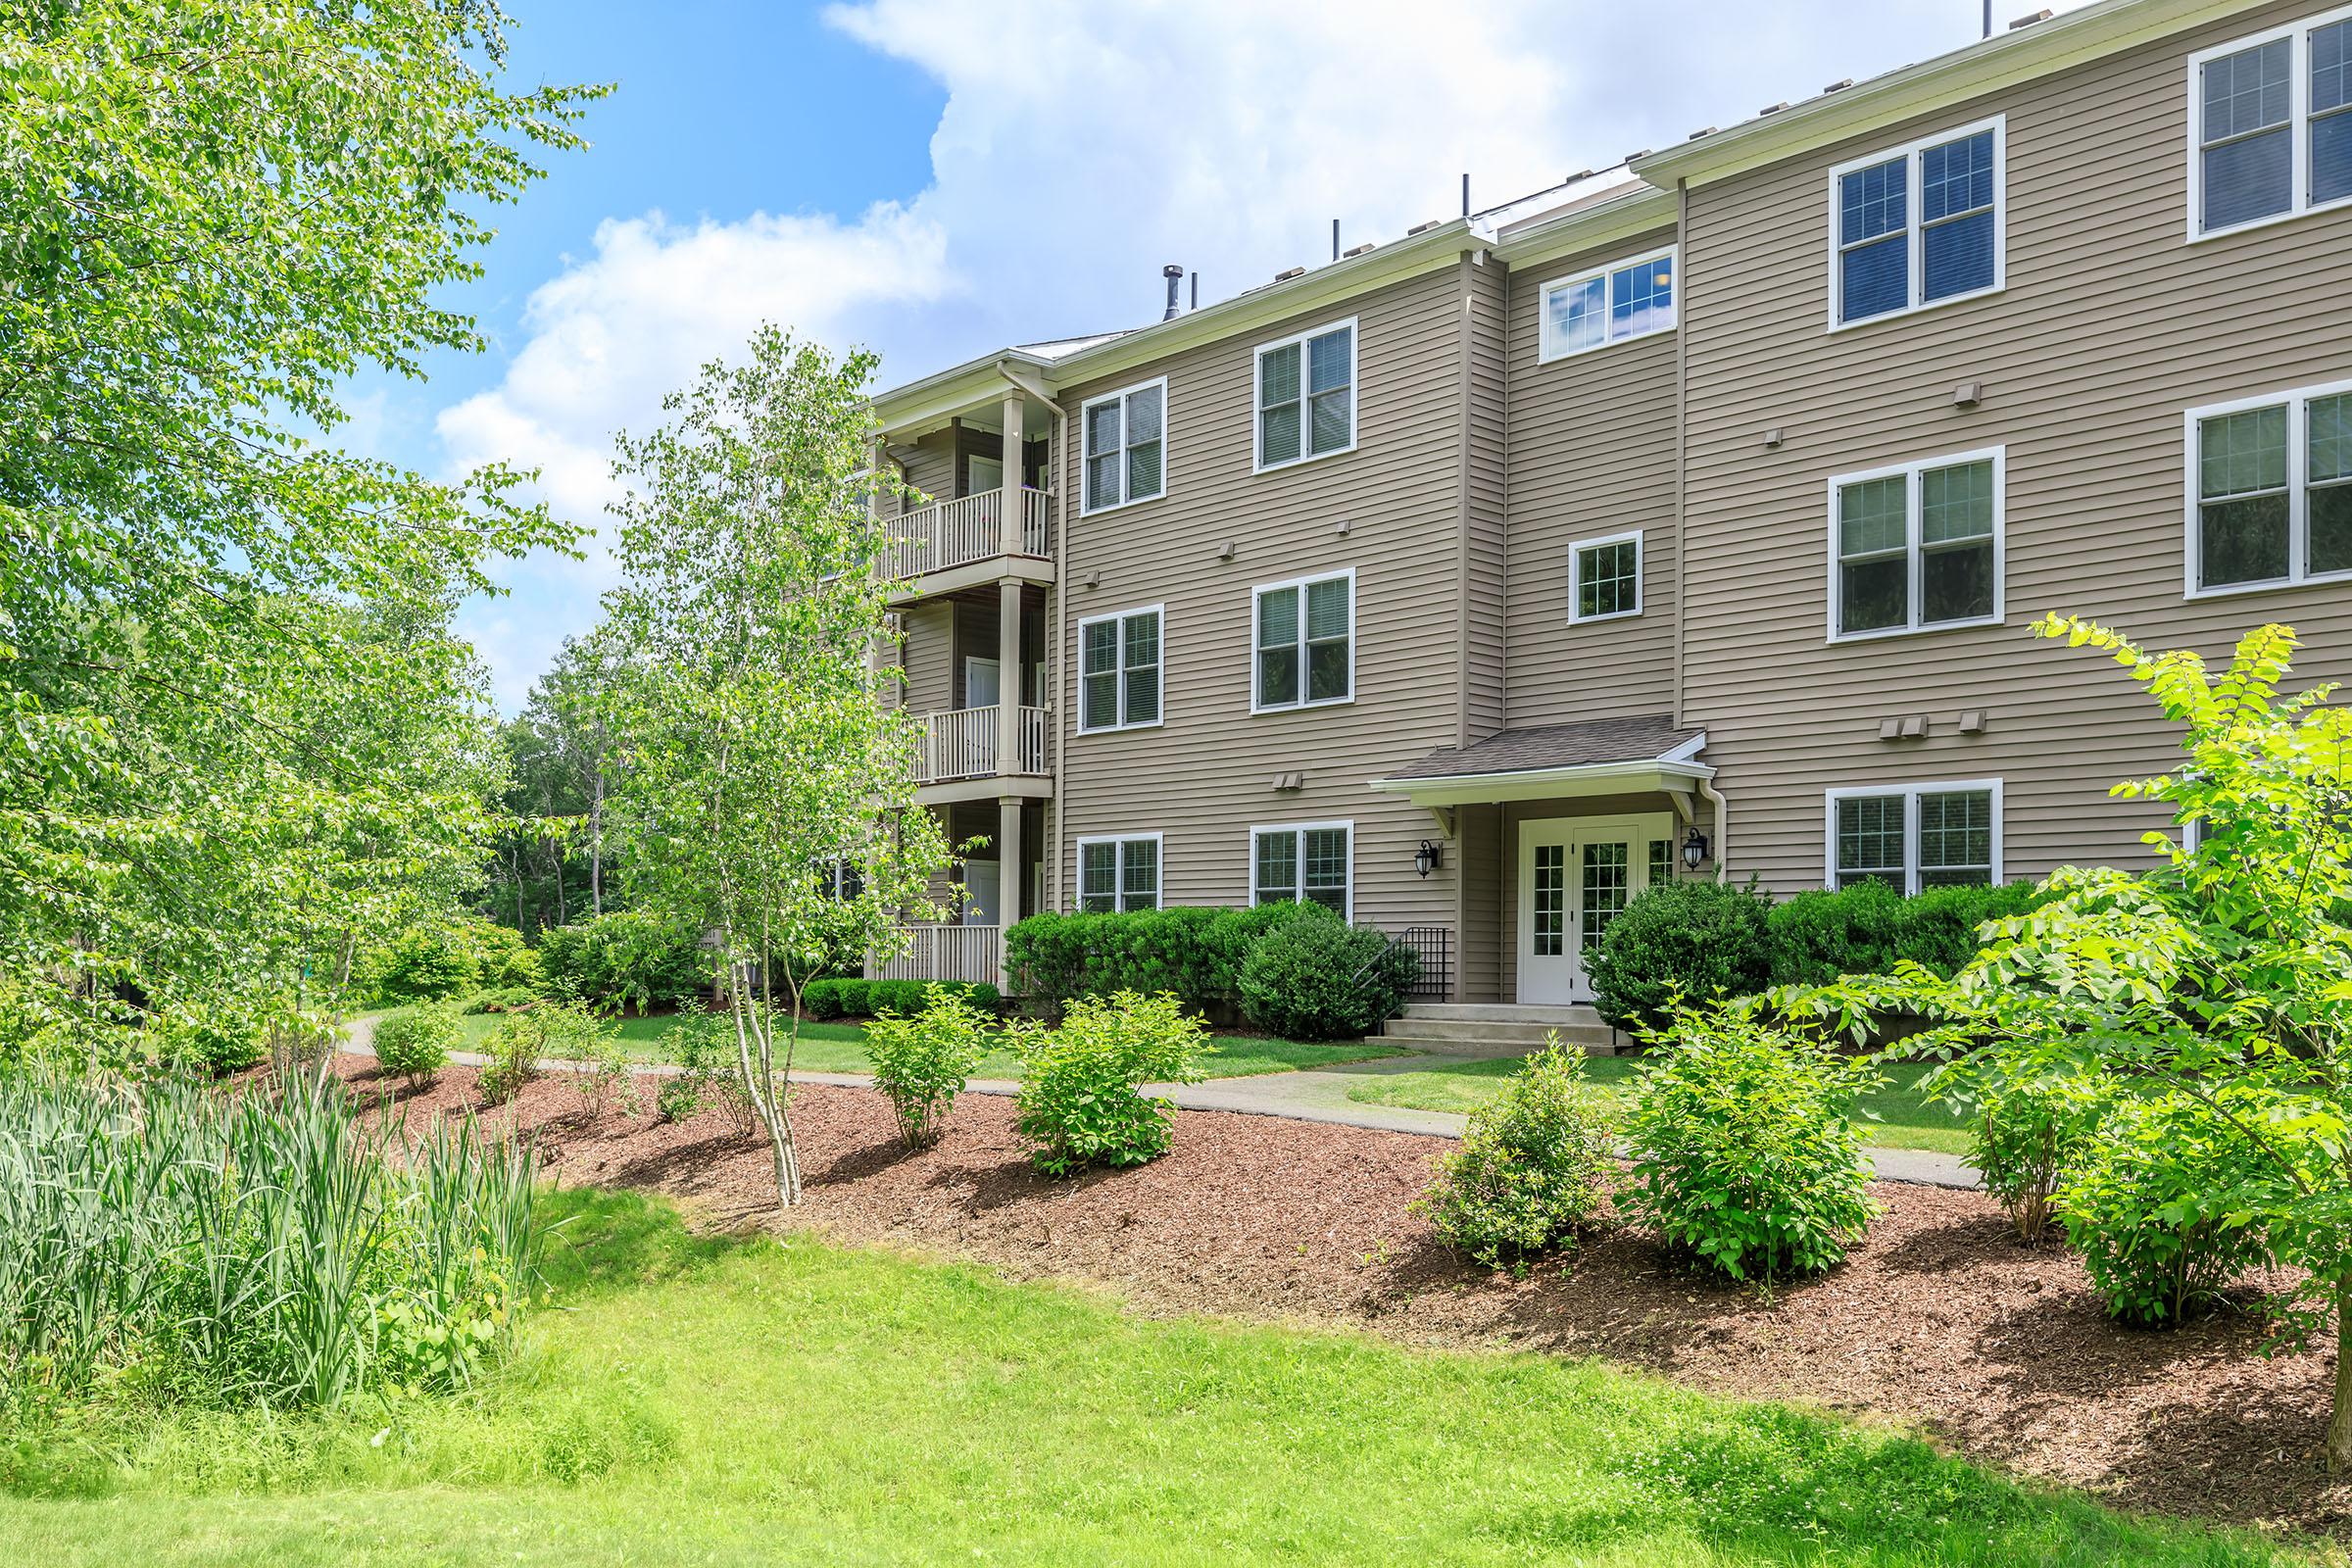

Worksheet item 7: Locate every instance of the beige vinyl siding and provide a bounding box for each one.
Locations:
[1460,255,1509,746]
[1679,0,2352,894]
[892,428,956,516]
[896,599,954,716]
[1455,803,1504,1003]
[1504,227,1681,728]
[1054,263,1475,932]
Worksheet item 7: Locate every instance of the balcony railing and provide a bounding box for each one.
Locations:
[875,924,1003,989]
[879,486,1053,582]
[914,705,1051,784]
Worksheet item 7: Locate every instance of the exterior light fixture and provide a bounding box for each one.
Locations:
[1415,839,1443,878]
[1681,826,1711,872]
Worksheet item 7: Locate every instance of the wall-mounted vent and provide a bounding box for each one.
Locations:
[1823,77,1854,93]
[1688,125,1717,140]
[2009,8,2052,27]
[1757,102,1789,116]
[1273,265,1306,282]
[1343,241,1376,258]
[1406,218,1445,235]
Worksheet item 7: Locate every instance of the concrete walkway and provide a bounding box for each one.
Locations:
[342,1020,1979,1190]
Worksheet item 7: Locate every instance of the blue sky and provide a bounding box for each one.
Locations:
[368,0,2092,710]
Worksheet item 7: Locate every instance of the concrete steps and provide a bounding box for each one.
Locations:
[1367,1002,1627,1057]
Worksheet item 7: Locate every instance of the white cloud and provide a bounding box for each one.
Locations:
[447,0,2092,705]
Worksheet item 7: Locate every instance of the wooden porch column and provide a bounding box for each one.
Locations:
[1000,391,1024,556]
[997,796,1023,929]
[997,575,1022,778]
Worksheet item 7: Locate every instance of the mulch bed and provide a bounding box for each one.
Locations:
[346,1052,2350,1539]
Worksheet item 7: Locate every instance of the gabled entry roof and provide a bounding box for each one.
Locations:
[1370,715,1709,808]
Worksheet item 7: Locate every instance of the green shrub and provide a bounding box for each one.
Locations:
[368,923,480,1003]
[1621,1002,1881,1281]
[1924,1055,2106,1243]
[536,909,710,1011]
[1768,880,2037,987]
[1004,902,1337,1011]
[1413,1040,1617,1268]
[802,978,849,1020]
[470,922,542,992]
[565,1035,643,1122]
[477,999,606,1106]
[464,985,541,1014]
[373,1004,461,1087]
[1237,918,1416,1042]
[866,984,994,1150]
[803,976,995,1020]
[157,1014,268,1077]
[2061,1092,2278,1326]
[866,979,923,1016]
[1010,991,1213,1175]
[1585,878,1771,1035]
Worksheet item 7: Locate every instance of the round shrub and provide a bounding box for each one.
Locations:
[2061,1092,2278,1326]
[865,985,994,1150]
[1585,879,1771,1035]
[536,909,709,1011]
[1931,1056,2106,1243]
[373,1004,461,1087]
[1011,991,1212,1175]
[1414,1042,1617,1269]
[802,977,848,1020]
[368,924,480,1003]
[1621,1001,1881,1281]
[1238,916,1415,1042]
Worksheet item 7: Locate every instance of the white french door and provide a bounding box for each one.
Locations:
[1516,814,1672,1003]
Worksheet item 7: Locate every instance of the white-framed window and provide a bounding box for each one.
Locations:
[2188,7,2352,240]
[1076,834,1161,913]
[1254,318,1356,471]
[1539,247,1677,361]
[1080,377,1167,514]
[1568,530,1643,622]
[1076,605,1163,732]
[2184,376,2352,595]
[817,858,863,901]
[1251,568,1353,712]
[1824,781,2001,895]
[1827,116,2005,329]
[1827,447,2004,641]
[1250,821,1352,918]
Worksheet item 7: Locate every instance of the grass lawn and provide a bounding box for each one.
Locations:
[401,1009,1400,1083]
[1348,1054,1976,1155]
[0,1186,2302,1567]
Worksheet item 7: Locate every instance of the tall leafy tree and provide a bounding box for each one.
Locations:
[601,325,952,1206]
[0,1,598,1058]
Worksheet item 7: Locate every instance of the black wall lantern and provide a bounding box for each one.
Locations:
[1415,839,1444,878]
[1681,825,1712,872]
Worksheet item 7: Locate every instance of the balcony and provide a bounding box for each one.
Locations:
[881,486,1054,602]
[874,923,1004,990]
[912,705,1053,805]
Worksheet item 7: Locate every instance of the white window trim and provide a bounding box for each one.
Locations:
[1074,603,1166,734]
[1822,780,2004,897]
[1077,375,1169,515]
[1249,567,1357,715]
[1538,246,1679,363]
[1825,115,2007,331]
[1251,317,1360,473]
[1566,528,1645,623]
[1824,445,2006,644]
[2186,5,2352,242]
[2181,374,2352,599]
[1073,832,1164,913]
[1247,819,1354,922]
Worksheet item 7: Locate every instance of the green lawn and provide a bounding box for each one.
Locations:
[1348,1055,1976,1155]
[0,1187,2302,1567]
[399,1009,1399,1082]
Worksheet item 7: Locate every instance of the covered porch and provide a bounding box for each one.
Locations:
[869,799,1049,992]
[1371,715,1722,1007]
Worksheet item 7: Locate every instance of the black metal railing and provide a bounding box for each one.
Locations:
[1396,925,1450,1000]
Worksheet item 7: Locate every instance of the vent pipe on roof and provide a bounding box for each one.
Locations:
[1161,264,1184,320]
[1983,0,1990,37]
[1460,172,1469,218]
[1190,270,1199,311]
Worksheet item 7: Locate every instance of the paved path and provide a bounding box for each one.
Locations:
[342,1022,1979,1189]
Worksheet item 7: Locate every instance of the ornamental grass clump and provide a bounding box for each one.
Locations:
[866,984,994,1150]
[1414,1039,1616,1269]
[1622,1000,1881,1282]
[1010,991,1212,1176]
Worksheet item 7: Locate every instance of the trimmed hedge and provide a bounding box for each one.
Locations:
[802,976,1000,1020]
[1238,918,1417,1041]
[1004,902,1340,1011]
[1766,879,2039,986]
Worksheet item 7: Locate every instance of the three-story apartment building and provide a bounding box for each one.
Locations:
[866,0,2352,1008]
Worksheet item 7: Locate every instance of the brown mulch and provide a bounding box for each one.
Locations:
[344,1052,2351,1538]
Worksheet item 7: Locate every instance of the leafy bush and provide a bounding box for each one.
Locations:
[477,999,606,1105]
[156,1013,268,1077]
[1004,902,1337,1011]
[373,1004,461,1088]
[1924,1055,2106,1243]
[1768,880,2037,987]
[566,1037,644,1122]
[867,979,924,1016]
[1586,879,1772,1034]
[1620,1002,1881,1281]
[470,922,542,992]
[536,909,710,1011]
[368,924,479,1003]
[1010,991,1213,1175]
[866,985,994,1150]
[1237,918,1416,1042]
[803,976,996,1020]
[656,1005,760,1138]
[2061,1093,2278,1327]
[1413,1040,1617,1268]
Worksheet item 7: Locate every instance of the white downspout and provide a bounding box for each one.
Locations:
[1700,777,1730,885]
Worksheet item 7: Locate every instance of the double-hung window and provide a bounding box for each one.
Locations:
[1252,570,1352,711]
[1077,606,1162,731]
[1250,822,1352,917]
[1826,782,2000,894]
[1076,835,1160,913]
[1255,319,1356,470]
[1540,248,1677,361]
[1829,449,2003,640]
[1829,118,2004,327]
[1080,378,1167,514]
[2190,9,2352,238]
[1568,530,1643,622]
[2186,377,2352,593]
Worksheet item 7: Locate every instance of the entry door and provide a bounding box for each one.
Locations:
[962,859,1002,926]
[1516,817,1663,1003]
[966,456,1004,496]
[963,657,1001,709]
